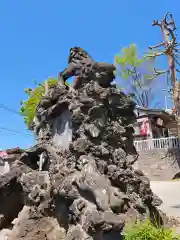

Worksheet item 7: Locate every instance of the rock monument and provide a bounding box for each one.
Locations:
[0,47,162,240]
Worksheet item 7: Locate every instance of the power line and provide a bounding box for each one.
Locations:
[0,103,32,137]
[0,103,33,137]
[0,132,30,138]
[0,132,20,136]
[0,103,21,115]
[0,126,32,137]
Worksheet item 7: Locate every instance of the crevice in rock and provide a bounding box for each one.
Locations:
[0,179,24,230]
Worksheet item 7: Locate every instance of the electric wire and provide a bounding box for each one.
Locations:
[0,103,32,137]
[0,127,31,137]
[0,103,21,115]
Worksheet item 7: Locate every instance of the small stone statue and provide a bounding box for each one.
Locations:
[58,46,116,90]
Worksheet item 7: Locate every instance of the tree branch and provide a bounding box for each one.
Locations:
[152,20,161,27]
[146,51,165,58]
[149,42,165,49]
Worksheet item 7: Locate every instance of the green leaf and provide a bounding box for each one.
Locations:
[115,56,127,65]
[114,44,164,108]
[20,77,64,128]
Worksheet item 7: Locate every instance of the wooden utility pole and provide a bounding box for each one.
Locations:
[149,12,180,135]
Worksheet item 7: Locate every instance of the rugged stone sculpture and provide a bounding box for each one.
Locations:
[58,46,116,90]
[0,47,163,239]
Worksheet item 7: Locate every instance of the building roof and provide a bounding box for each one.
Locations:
[135,105,175,122]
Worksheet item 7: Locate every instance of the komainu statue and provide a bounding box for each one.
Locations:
[58,46,116,89]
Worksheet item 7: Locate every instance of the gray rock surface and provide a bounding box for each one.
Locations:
[0,47,164,240]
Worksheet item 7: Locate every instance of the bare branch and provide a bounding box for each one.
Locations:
[149,42,165,49]
[152,20,161,27]
[146,51,165,58]
[175,43,180,47]
[151,12,179,111]
[154,68,167,74]
[175,53,180,57]
[164,12,170,25]
[175,58,180,66]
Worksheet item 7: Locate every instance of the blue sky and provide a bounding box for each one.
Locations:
[0,0,179,149]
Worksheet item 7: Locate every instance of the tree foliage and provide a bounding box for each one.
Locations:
[20,78,63,128]
[124,219,178,240]
[115,44,144,78]
[115,44,162,108]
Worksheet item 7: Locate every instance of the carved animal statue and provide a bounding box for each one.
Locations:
[58,47,94,90]
[58,46,116,90]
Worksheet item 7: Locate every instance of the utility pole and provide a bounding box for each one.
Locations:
[148,12,180,136]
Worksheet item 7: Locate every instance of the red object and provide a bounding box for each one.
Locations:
[0,151,8,158]
[140,120,149,136]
